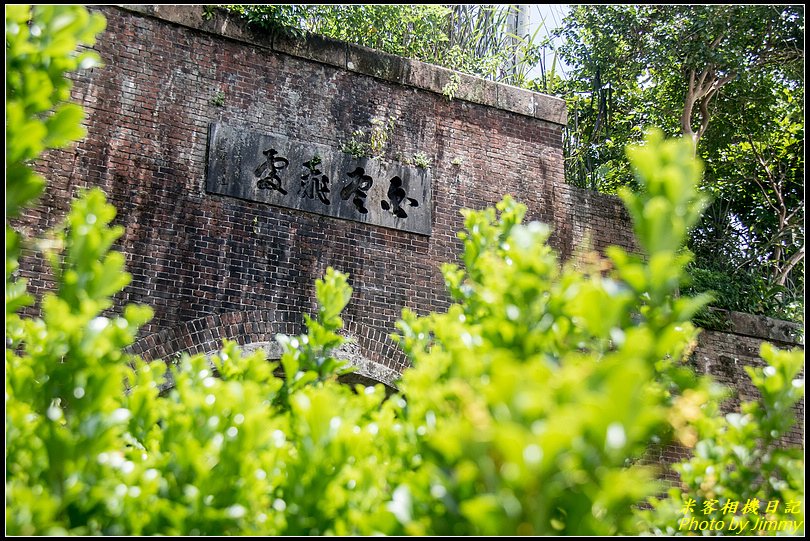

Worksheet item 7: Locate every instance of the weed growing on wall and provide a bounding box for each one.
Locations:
[340,129,371,158]
[210,90,225,107]
[442,72,461,101]
[340,116,396,159]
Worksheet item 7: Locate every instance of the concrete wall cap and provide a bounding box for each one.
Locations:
[116,4,567,125]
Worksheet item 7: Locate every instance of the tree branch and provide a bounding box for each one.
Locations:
[785,203,804,225]
[694,67,712,98]
[774,244,805,286]
[682,69,698,141]
[745,133,781,215]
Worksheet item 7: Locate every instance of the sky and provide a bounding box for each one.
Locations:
[527,4,571,80]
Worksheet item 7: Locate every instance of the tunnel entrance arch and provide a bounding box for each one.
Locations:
[129,309,400,391]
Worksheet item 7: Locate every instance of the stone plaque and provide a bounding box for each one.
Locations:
[205,123,432,236]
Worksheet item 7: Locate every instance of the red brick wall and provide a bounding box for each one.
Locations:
[20,5,635,374]
[691,311,804,448]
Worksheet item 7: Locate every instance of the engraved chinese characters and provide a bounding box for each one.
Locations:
[340,167,373,214]
[298,158,330,205]
[207,123,431,235]
[254,148,289,194]
[255,151,409,216]
[381,176,419,218]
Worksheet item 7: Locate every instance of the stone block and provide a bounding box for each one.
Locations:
[495,82,535,117]
[206,122,432,236]
[533,93,567,125]
[273,31,346,69]
[346,43,410,85]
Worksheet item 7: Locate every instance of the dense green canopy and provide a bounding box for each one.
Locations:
[554,5,804,322]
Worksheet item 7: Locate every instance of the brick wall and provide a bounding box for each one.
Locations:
[16,3,803,464]
[692,311,804,448]
[19,5,636,375]
[647,310,804,481]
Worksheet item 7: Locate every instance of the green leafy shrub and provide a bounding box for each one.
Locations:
[388,130,716,535]
[637,343,805,535]
[684,265,804,326]
[339,117,396,159]
[5,5,106,221]
[411,151,432,169]
[368,116,396,157]
[5,14,402,533]
[340,129,371,158]
[210,90,225,107]
[442,72,461,101]
[6,5,804,536]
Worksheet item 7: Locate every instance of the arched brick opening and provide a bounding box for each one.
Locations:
[129,309,403,389]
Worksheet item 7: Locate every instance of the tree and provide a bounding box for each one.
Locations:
[558,5,803,150]
[555,5,804,322]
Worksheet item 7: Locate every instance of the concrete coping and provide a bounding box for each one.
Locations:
[116,4,567,125]
[707,308,804,347]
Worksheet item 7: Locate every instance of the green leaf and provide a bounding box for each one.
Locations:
[44,103,86,147]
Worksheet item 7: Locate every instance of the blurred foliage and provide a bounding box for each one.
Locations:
[5,4,106,221]
[6,5,805,536]
[638,344,805,535]
[5,3,106,318]
[388,130,722,535]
